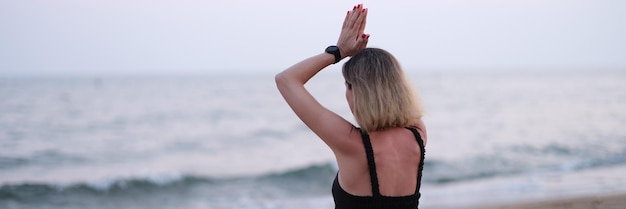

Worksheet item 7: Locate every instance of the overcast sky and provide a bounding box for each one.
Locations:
[1,0,625,76]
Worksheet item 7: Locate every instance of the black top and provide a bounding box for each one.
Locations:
[332,127,426,209]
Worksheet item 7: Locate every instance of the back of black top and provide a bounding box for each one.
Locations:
[332,127,426,209]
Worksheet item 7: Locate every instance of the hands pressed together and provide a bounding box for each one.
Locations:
[337,4,369,59]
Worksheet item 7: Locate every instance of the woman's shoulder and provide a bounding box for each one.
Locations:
[408,119,427,145]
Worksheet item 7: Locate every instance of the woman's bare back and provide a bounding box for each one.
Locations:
[337,125,426,197]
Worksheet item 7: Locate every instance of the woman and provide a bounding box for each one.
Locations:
[275,4,427,209]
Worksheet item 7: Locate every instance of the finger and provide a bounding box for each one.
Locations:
[347,5,356,27]
[356,8,367,34]
[347,4,361,29]
[359,34,369,49]
[359,8,368,35]
[342,10,350,29]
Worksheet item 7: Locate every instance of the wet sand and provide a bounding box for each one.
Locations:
[462,193,626,209]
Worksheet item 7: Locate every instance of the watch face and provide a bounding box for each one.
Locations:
[327,46,339,53]
[326,46,341,63]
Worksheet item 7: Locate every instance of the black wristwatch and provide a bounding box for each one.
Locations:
[325,46,342,64]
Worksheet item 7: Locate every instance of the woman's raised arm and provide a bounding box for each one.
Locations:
[275,4,369,154]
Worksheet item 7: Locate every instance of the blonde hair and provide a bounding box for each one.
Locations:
[342,48,423,132]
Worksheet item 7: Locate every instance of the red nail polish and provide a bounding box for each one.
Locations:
[361,34,366,38]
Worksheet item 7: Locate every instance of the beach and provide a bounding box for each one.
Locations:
[464,193,626,209]
[419,162,626,209]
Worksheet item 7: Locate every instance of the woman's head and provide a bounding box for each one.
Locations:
[342,48,422,132]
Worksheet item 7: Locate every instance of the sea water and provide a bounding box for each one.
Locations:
[1,70,625,209]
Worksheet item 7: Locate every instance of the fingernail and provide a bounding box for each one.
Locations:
[353,6,356,9]
[362,8,366,12]
[361,34,366,38]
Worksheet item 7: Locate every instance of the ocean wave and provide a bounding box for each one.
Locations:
[422,144,626,184]
[422,158,525,184]
[5,149,626,201]
[0,150,87,169]
[0,163,337,201]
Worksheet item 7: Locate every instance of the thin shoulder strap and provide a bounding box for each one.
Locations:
[358,128,381,197]
[406,127,426,194]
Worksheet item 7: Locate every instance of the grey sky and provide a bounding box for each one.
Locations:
[1,0,625,76]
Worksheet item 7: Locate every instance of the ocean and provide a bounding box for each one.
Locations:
[1,70,625,209]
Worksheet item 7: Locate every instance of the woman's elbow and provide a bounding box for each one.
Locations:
[275,72,286,88]
[275,72,293,94]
